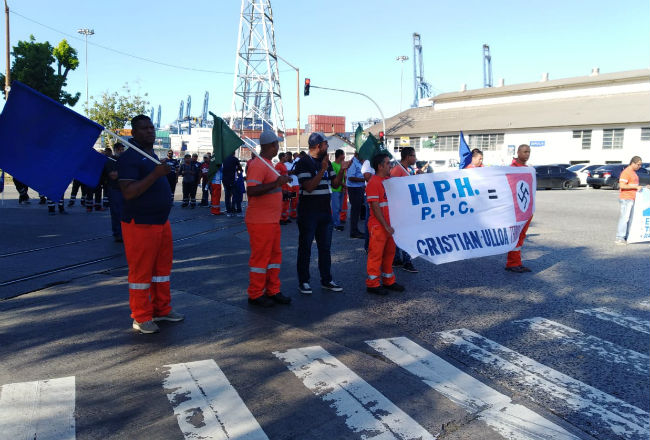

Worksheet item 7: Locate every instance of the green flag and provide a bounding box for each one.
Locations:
[208,112,243,181]
[358,133,393,163]
[358,133,380,162]
[354,123,364,152]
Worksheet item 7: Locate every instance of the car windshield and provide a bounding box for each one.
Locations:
[567,165,584,171]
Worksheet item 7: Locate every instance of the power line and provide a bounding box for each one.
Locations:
[10,10,233,75]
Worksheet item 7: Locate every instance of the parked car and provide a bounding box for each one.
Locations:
[567,164,604,187]
[587,164,650,189]
[535,165,580,189]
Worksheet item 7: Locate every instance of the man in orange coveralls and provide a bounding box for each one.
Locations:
[118,115,184,334]
[274,152,291,225]
[505,144,532,273]
[246,130,293,307]
[365,152,405,296]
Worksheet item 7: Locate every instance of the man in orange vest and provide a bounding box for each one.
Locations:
[366,152,405,295]
[118,115,184,333]
[505,144,532,273]
[274,152,291,225]
[246,131,293,307]
[616,156,647,244]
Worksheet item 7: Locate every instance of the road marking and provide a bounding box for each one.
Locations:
[367,337,580,440]
[575,307,650,334]
[162,359,268,440]
[436,329,649,440]
[274,345,436,440]
[515,317,649,375]
[0,376,75,440]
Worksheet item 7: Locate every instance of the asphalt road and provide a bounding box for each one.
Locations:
[0,183,648,440]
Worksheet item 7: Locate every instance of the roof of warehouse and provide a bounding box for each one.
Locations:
[433,69,650,102]
[368,91,650,136]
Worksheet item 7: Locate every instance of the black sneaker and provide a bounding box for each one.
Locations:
[298,282,312,295]
[350,233,365,239]
[366,286,388,295]
[402,262,418,273]
[248,295,275,307]
[384,282,405,292]
[67,200,75,207]
[268,292,291,304]
[334,226,344,231]
[321,281,343,292]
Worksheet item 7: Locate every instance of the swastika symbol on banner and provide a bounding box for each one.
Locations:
[517,181,530,212]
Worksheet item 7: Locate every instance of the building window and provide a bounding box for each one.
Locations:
[468,133,504,151]
[410,137,420,151]
[572,130,592,149]
[434,135,459,152]
[641,127,650,141]
[602,128,624,149]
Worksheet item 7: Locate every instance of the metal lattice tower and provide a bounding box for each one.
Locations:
[230,0,286,135]
[412,32,432,107]
[483,44,493,88]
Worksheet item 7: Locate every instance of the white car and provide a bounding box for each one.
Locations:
[567,164,603,187]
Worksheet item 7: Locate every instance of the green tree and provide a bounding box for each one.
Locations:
[0,35,80,106]
[87,83,149,144]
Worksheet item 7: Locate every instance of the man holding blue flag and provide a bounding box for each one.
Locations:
[458,131,472,169]
[118,115,184,334]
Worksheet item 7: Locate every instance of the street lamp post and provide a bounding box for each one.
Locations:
[396,55,409,113]
[276,54,300,152]
[77,28,94,114]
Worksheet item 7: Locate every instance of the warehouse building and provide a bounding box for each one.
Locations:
[369,69,650,167]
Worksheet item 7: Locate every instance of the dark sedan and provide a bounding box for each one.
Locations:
[535,165,580,190]
[587,164,650,189]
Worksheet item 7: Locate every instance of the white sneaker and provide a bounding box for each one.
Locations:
[298,282,312,295]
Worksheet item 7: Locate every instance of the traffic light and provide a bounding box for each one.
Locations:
[304,78,310,96]
[379,131,385,144]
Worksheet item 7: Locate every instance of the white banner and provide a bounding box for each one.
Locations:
[626,189,650,243]
[384,166,536,264]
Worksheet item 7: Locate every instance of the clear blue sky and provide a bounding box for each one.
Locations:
[5,0,649,131]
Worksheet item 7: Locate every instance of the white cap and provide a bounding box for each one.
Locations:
[259,130,282,145]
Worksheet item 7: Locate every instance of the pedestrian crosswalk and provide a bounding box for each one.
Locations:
[1,306,648,440]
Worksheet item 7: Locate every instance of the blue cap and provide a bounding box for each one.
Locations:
[308,132,327,147]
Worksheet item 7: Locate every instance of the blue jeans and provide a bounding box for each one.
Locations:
[297,209,333,284]
[616,199,635,240]
[108,187,124,237]
[331,191,343,227]
[224,182,235,212]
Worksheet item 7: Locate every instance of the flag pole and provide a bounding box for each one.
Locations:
[103,130,161,165]
[241,138,280,176]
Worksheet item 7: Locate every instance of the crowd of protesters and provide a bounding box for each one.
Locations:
[6,114,543,333]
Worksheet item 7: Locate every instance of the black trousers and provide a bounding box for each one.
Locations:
[347,186,365,236]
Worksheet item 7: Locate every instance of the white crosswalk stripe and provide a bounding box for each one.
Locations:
[274,345,436,440]
[162,359,268,440]
[575,307,650,334]
[436,328,649,440]
[515,317,649,376]
[0,376,76,440]
[367,336,580,440]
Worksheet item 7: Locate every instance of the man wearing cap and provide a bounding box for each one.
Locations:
[245,130,293,307]
[294,132,349,295]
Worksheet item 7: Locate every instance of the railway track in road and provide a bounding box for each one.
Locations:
[0,218,244,294]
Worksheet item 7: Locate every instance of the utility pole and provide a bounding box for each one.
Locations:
[396,55,408,112]
[77,28,94,114]
[4,0,10,98]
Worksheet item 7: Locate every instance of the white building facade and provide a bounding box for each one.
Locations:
[373,69,650,168]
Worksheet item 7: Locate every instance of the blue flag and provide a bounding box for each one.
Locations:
[74,149,108,188]
[0,81,104,200]
[459,131,471,169]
